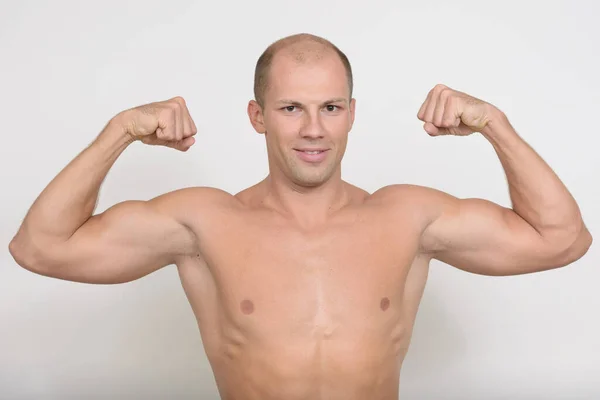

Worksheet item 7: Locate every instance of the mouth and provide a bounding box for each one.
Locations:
[293,148,330,163]
[294,149,329,154]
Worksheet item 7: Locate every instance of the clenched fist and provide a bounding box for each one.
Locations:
[116,96,198,151]
[417,84,497,137]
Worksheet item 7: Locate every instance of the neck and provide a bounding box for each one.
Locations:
[260,169,350,228]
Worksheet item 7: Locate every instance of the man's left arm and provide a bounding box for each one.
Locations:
[415,84,592,276]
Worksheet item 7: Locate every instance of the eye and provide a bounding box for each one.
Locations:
[325,105,340,112]
[283,106,297,112]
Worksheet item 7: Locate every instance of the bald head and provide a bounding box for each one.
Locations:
[253,33,353,108]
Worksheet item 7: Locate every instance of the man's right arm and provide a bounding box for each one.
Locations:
[10,193,201,284]
[8,97,200,284]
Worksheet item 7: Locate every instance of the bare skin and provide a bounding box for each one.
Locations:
[9,35,592,399]
[175,181,433,400]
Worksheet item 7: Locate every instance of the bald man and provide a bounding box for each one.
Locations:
[9,33,592,400]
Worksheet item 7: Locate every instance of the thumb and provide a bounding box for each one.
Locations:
[165,136,195,152]
[423,122,448,136]
[424,122,474,136]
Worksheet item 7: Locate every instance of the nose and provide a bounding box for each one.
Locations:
[300,110,325,139]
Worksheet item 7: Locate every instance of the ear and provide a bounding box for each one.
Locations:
[247,100,266,134]
[348,98,356,131]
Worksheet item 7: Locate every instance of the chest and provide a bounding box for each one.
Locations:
[192,216,422,332]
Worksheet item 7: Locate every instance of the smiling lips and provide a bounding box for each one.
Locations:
[294,148,329,163]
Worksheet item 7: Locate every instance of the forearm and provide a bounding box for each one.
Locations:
[12,117,133,247]
[481,108,588,238]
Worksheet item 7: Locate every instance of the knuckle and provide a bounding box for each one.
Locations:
[162,99,179,112]
[171,96,186,109]
[439,88,452,101]
[434,83,447,92]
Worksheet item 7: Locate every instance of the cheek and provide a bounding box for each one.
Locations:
[271,119,303,142]
[264,122,294,150]
[326,118,350,138]
[267,114,295,132]
[325,113,350,130]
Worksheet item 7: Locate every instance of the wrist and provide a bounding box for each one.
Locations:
[480,106,514,143]
[109,110,138,142]
[95,115,136,154]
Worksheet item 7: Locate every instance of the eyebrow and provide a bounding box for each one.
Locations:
[275,98,348,106]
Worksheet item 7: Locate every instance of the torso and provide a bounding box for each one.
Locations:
[174,182,433,400]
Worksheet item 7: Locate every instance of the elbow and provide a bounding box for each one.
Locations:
[570,225,592,260]
[576,227,593,259]
[8,235,54,276]
[9,236,34,271]
[551,226,593,267]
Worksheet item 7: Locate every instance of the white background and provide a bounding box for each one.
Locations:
[1,0,598,399]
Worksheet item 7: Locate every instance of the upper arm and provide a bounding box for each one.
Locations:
[36,189,203,284]
[421,193,554,275]
[380,185,587,276]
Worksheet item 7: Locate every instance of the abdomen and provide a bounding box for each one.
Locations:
[210,333,404,400]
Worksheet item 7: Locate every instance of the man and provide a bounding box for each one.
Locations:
[8,33,592,400]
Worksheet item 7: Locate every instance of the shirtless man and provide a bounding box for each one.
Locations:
[8,33,592,399]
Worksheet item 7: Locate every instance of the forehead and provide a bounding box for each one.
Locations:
[266,51,349,100]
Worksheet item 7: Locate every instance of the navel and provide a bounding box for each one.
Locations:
[380,297,390,311]
[240,299,255,315]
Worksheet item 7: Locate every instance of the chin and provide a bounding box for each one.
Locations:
[289,166,337,188]
[293,177,326,188]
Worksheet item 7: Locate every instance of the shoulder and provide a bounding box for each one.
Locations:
[368,184,459,226]
[369,184,450,205]
[152,186,237,205]
[148,186,242,221]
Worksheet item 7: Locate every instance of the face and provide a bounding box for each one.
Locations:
[248,52,356,188]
